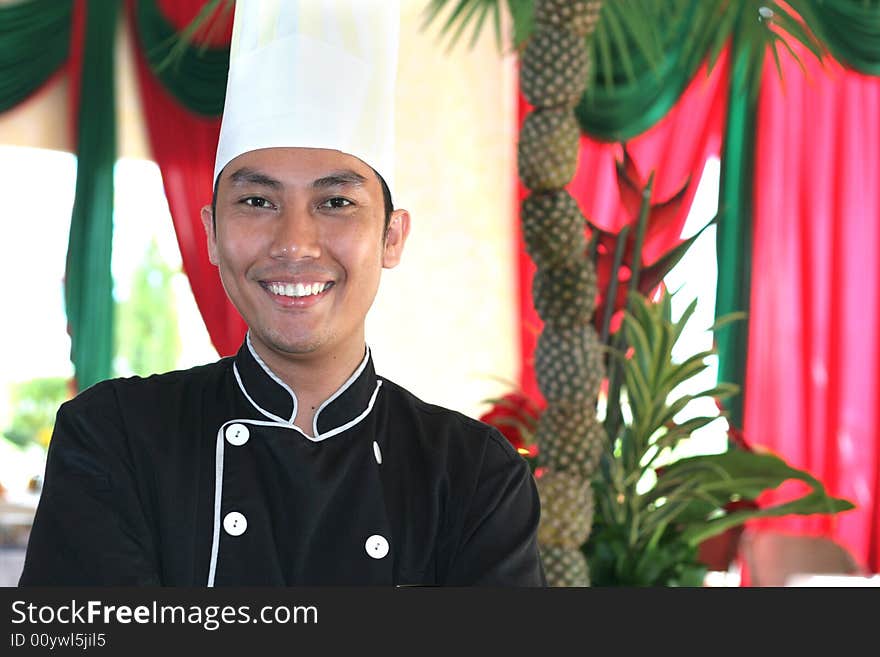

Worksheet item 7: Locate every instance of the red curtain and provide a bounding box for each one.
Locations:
[745,43,880,574]
[127,0,245,357]
[66,0,85,139]
[517,50,731,401]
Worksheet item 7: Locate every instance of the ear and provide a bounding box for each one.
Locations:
[201,205,219,266]
[382,209,411,269]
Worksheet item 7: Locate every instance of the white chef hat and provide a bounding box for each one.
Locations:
[214,0,400,192]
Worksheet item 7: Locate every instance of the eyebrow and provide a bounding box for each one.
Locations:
[227,167,368,191]
[311,170,368,189]
[228,168,282,189]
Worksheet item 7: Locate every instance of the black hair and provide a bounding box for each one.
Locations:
[210,167,394,238]
[375,168,394,236]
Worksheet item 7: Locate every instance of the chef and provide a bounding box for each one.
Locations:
[19,0,546,587]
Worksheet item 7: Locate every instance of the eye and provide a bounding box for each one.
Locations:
[320,197,354,210]
[241,196,274,209]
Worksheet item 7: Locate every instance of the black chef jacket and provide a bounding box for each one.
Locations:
[19,338,546,586]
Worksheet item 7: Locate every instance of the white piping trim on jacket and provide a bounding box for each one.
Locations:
[234,364,289,425]
[238,336,373,438]
[245,333,298,423]
[314,380,382,441]
[312,346,371,437]
[207,425,226,587]
[205,383,382,586]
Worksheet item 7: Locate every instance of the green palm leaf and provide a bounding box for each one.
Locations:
[421,0,827,103]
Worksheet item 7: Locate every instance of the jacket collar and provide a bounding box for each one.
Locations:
[233,333,380,439]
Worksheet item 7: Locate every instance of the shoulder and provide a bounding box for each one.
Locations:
[73,358,231,399]
[51,358,234,460]
[60,358,233,424]
[377,377,522,465]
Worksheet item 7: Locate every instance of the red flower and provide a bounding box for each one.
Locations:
[479,392,545,457]
[726,421,755,453]
[590,148,699,335]
[697,496,761,572]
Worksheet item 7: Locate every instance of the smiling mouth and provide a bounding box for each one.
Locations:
[261,281,334,298]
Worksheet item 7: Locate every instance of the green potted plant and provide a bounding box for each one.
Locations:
[583,291,854,586]
[479,143,854,585]
[480,289,855,586]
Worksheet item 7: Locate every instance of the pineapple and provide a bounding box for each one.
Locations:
[534,325,604,405]
[517,109,580,192]
[534,0,603,37]
[520,29,590,109]
[535,469,594,548]
[532,259,597,329]
[539,544,590,586]
[521,190,586,269]
[536,402,604,478]
[518,0,606,587]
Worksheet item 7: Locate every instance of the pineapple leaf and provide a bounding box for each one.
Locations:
[623,359,651,433]
[600,2,641,83]
[650,394,696,436]
[599,224,631,344]
[422,0,533,53]
[649,308,673,392]
[594,14,615,92]
[770,3,826,64]
[466,0,494,49]
[669,297,698,352]
[668,451,856,546]
[621,312,653,380]
[707,2,741,73]
[447,0,487,52]
[708,311,747,332]
[506,0,535,51]
[491,0,503,51]
[616,0,664,68]
[654,416,718,450]
[773,31,809,81]
[659,349,715,392]
[689,383,740,402]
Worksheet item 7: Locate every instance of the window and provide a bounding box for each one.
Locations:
[662,155,728,460]
[0,146,215,501]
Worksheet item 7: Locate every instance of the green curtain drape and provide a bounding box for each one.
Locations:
[715,35,761,433]
[576,0,705,142]
[65,0,119,392]
[803,0,880,75]
[0,0,72,113]
[713,2,880,432]
[3,0,880,404]
[134,0,228,117]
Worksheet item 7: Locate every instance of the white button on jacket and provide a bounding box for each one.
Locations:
[365,534,389,559]
[223,512,248,536]
[225,423,250,446]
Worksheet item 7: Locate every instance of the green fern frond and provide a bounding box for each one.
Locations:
[421,0,507,51]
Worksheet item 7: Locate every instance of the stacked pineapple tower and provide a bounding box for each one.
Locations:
[518,0,605,587]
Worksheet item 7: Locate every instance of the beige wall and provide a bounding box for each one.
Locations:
[0,10,151,156]
[368,3,519,417]
[0,5,520,420]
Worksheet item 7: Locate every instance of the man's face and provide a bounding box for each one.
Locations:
[202,147,409,364]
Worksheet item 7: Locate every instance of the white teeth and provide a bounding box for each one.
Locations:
[267,282,330,298]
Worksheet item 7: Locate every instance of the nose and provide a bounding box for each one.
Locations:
[269,204,321,260]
